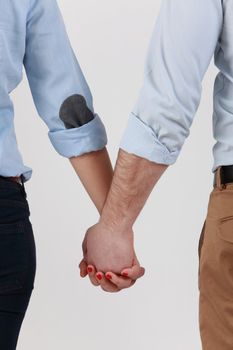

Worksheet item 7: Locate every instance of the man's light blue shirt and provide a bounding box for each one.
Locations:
[0,0,107,182]
[120,0,233,173]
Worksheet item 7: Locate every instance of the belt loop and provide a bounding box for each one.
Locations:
[216,166,225,191]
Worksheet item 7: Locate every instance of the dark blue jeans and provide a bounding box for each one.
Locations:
[0,176,36,349]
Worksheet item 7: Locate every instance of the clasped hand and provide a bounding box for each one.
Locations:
[79,222,145,293]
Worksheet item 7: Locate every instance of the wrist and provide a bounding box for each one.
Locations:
[99,210,133,234]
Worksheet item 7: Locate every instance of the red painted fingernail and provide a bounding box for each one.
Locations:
[96,273,102,280]
[122,272,128,277]
[87,267,93,273]
[106,274,112,280]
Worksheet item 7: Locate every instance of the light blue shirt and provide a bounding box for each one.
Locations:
[0,0,107,182]
[120,0,233,173]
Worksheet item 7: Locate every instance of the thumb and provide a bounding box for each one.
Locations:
[79,258,88,278]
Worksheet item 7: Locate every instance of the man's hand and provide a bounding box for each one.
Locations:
[84,222,134,273]
[79,222,145,292]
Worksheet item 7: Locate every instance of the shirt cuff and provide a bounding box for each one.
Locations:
[119,113,180,165]
[48,114,107,157]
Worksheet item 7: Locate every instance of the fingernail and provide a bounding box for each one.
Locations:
[106,274,112,280]
[122,272,128,277]
[96,273,102,280]
[87,267,93,273]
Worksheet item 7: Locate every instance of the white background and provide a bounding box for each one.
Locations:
[13,0,217,349]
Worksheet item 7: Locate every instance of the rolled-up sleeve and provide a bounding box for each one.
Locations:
[24,0,107,157]
[120,0,223,165]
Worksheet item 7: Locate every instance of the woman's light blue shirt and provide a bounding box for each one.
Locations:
[0,0,107,182]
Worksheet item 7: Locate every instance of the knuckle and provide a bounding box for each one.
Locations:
[90,278,99,286]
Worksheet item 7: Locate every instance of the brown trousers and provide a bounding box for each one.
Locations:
[199,167,233,349]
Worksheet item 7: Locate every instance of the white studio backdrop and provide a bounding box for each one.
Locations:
[12,1,217,349]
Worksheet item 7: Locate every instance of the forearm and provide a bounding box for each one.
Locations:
[69,147,113,214]
[100,149,168,230]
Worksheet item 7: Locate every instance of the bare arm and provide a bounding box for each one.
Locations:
[100,149,168,230]
[70,147,140,290]
[79,149,168,293]
[69,147,113,214]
